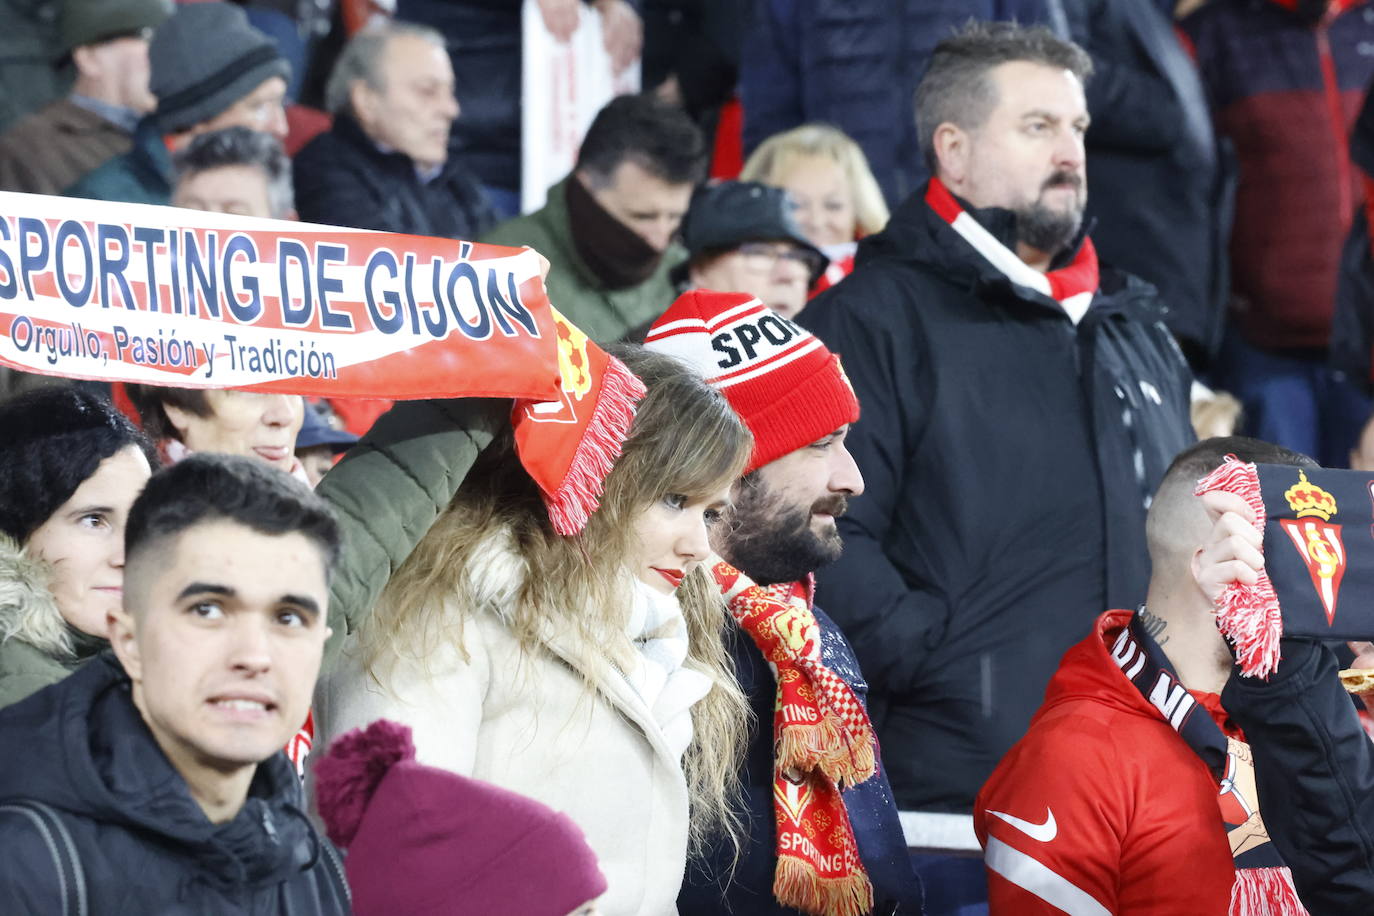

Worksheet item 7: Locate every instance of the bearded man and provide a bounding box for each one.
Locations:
[798,20,1196,826]
[647,290,923,916]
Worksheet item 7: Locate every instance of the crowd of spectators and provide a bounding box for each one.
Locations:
[3,1,1374,915]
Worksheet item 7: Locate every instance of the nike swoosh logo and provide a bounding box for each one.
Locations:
[987,807,1057,842]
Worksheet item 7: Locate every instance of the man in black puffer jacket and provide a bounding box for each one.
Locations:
[800,22,1195,815]
[0,455,350,914]
[294,21,493,241]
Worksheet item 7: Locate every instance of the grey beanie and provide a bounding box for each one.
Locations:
[150,2,291,135]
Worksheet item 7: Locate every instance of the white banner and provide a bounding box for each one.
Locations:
[520,0,641,214]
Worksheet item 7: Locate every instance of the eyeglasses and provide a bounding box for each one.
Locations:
[735,241,823,276]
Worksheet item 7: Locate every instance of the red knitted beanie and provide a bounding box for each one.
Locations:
[644,290,859,472]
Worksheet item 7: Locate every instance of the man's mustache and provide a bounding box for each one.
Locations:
[1043,171,1083,193]
[813,494,848,518]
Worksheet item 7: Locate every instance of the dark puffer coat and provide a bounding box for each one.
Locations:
[0,654,351,914]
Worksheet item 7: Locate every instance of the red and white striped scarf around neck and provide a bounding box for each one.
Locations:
[924,177,1100,324]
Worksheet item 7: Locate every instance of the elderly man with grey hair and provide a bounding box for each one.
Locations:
[172,126,294,220]
[292,21,494,240]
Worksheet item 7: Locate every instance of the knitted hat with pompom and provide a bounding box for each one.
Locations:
[313,719,607,916]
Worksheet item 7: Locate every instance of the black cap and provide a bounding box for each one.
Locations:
[678,181,828,281]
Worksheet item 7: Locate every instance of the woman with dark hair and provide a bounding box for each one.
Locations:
[0,385,154,707]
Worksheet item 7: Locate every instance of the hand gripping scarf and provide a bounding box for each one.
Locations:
[1195,457,1374,677]
[1111,612,1308,915]
[711,559,877,916]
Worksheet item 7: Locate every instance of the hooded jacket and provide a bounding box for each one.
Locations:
[0,654,351,914]
[1181,0,1374,351]
[0,534,96,710]
[974,610,1243,914]
[798,184,1195,811]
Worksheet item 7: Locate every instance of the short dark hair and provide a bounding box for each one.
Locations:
[125,384,211,444]
[126,453,342,578]
[0,385,154,542]
[915,21,1094,173]
[1161,436,1317,490]
[575,94,707,187]
[172,126,294,218]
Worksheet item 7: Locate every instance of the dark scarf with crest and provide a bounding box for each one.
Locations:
[1111,612,1308,915]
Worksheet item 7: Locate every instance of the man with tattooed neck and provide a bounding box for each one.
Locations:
[797,22,1195,840]
[975,437,1314,915]
[483,93,705,343]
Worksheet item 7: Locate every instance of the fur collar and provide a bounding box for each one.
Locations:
[0,534,70,658]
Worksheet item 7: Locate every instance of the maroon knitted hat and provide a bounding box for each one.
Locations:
[644,290,860,473]
[314,720,607,915]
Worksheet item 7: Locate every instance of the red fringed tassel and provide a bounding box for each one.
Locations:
[1194,456,1285,678]
[544,355,646,536]
[1229,866,1309,916]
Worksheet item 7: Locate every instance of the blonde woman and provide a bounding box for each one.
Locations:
[316,347,752,915]
[741,123,890,294]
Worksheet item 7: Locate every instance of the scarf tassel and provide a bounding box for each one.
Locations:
[1193,457,1285,678]
[776,716,876,788]
[774,855,875,916]
[1229,866,1308,916]
[542,356,646,536]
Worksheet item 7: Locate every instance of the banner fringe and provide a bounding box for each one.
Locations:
[543,355,645,536]
[1194,457,1284,678]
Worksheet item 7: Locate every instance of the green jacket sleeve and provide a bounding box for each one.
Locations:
[316,396,506,671]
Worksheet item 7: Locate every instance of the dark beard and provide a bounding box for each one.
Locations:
[1015,171,1083,256]
[717,477,846,586]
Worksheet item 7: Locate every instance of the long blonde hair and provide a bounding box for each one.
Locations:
[361,347,753,851]
[741,123,891,238]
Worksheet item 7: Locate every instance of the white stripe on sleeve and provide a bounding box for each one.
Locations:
[984,836,1112,916]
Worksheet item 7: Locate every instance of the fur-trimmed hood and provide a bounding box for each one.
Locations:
[0,533,68,658]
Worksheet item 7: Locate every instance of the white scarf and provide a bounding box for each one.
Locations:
[621,578,711,761]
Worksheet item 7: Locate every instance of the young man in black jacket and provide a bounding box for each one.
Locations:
[799,20,1195,823]
[0,454,350,914]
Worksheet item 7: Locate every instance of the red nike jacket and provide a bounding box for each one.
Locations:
[974,609,1238,915]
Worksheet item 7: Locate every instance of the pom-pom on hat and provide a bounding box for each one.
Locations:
[314,719,608,916]
[644,290,859,473]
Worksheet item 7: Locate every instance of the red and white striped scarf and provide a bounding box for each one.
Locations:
[925,177,1100,324]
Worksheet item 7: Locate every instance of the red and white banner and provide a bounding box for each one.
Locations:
[0,191,563,402]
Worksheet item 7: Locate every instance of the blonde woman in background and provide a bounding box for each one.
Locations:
[741,123,890,295]
[316,347,753,916]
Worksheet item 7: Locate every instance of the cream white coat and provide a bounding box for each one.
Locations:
[314,535,694,916]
